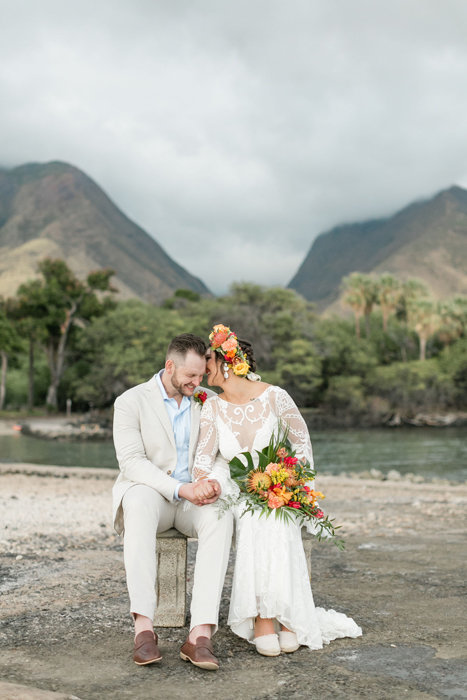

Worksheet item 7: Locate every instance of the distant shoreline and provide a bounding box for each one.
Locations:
[2,409,467,442]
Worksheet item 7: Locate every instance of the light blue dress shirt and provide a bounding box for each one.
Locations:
[155,370,191,500]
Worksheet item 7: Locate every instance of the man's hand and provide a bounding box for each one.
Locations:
[178,479,221,506]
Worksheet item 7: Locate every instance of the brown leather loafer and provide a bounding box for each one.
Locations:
[133,630,162,665]
[180,636,219,670]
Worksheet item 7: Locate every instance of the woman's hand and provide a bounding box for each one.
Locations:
[179,479,221,505]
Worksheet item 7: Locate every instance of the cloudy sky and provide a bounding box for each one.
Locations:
[1,0,467,293]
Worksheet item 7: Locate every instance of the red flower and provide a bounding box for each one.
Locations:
[315,509,324,519]
[284,456,298,466]
[303,485,310,493]
[194,390,208,405]
[289,501,302,509]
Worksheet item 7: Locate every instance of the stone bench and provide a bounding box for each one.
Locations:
[154,528,313,628]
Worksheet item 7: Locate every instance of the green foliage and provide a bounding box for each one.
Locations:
[13,258,117,409]
[322,376,367,414]
[68,301,189,405]
[273,338,322,406]
[311,317,378,378]
[5,353,49,409]
[0,309,20,354]
[174,288,201,302]
[437,337,467,408]
[4,260,467,416]
[366,360,454,413]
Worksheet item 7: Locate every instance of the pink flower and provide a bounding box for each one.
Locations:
[315,509,324,519]
[221,336,238,353]
[265,462,281,475]
[288,501,302,509]
[212,331,229,346]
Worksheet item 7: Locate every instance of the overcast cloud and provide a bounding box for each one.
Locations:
[1,0,467,293]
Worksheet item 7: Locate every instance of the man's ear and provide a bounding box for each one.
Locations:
[165,358,174,374]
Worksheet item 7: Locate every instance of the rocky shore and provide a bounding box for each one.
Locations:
[1,462,466,699]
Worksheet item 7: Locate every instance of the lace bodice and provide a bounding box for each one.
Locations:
[193,385,313,481]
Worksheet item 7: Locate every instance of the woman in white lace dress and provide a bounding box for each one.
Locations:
[193,325,362,656]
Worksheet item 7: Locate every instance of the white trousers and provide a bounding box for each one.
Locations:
[122,484,233,631]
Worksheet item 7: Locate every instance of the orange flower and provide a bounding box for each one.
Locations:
[276,447,288,460]
[305,489,325,504]
[247,471,272,493]
[268,493,284,509]
[269,485,293,506]
[221,336,238,353]
[273,486,293,504]
[211,327,230,346]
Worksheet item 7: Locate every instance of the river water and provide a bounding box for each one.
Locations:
[0,427,466,482]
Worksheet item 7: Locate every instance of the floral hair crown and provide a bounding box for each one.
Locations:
[209,324,250,377]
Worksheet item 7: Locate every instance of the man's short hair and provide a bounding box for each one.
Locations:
[166,333,207,362]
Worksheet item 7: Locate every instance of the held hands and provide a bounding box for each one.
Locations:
[178,479,221,506]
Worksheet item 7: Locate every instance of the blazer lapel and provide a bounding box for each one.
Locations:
[146,376,176,449]
[188,397,202,470]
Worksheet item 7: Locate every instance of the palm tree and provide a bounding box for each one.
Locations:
[341,273,377,337]
[341,274,365,339]
[437,298,467,349]
[376,274,401,332]
[407,299,441,361]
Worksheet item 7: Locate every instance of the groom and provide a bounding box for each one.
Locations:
[112,333,233,670]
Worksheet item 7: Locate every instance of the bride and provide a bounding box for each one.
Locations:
[193,324,362,656]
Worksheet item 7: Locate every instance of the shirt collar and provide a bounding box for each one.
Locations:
[155,370,190,409]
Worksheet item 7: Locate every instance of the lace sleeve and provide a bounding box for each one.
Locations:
[271,387,314,467]
[192,398,219,481]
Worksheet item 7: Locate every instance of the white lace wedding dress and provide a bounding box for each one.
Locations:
[193,385,362,649]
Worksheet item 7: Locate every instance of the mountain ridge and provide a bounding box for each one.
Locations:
[288,185,467,308]
[0,161,210,301]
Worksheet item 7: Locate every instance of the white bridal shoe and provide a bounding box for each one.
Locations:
[279,631,300,653]
[254,634,281,657]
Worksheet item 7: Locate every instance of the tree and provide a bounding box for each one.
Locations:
[273,338,322,406]
[16,259,116,410]
[437,300,465,349]
[0,305,21,410]
[406,299,442,361]
[69,301,188,406]
[397,279,429,321]
[376,273,401,332]
[341,273,378,338]
[9,280,48,410]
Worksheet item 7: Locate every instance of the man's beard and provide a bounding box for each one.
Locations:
[170,370,195,397]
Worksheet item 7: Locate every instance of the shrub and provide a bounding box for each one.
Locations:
[366,360,454,413]
[322,375,367,414]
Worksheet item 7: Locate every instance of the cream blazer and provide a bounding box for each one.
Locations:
[112,375,212,534]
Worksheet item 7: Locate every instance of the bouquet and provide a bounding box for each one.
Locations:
[225,423,344,548]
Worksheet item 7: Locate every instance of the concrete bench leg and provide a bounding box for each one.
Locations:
[153,528,312,628]
[154,529,188,628]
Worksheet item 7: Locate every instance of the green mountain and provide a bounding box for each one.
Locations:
[288,186,467,309]
[0,161,210,301]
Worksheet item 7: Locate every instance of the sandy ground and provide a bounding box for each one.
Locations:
[0,461,466,700]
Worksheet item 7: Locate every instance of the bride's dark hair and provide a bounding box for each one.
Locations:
[238,339,257,373]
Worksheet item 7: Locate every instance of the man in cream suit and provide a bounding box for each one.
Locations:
[113,333,233,670]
